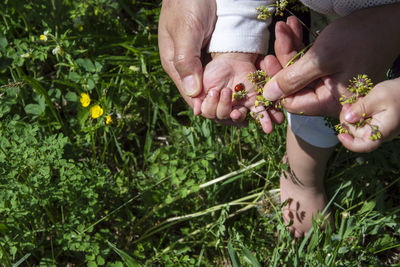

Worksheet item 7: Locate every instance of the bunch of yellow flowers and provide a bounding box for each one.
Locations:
[80,93,112,124]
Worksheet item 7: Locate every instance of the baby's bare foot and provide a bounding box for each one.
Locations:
[280,173,333,238]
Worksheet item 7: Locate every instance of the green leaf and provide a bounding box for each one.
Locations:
[0,223,8,234]
[228,242,241,267]
[24,104,44,115]
[107,241,141,267]
[360,200,376,214]
[0,35,7,51]
[87,78,96,89]
[12,253,31,267]
[165,194,173,204]
[68,72,81,82]
[241,246,261,267]
[78,108,90,128]
[0,57,13,72]
[96,255,105,265]
[76,58,96,72]
[22,76,65,133]
[65,92,78,102]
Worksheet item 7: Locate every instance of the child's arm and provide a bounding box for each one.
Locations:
[338,77,400,152]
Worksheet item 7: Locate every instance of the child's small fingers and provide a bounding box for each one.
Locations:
[251,106,273,134]
[259,112,273,134]
[269,109,285,125]
[230,106,248,122]
[338,133,381,153]
[286,16,304,51]
[192,98,202,116]
[264,55,283,77]
[201,89,219,119]
[275,21,299,66]
[216,88,232,120]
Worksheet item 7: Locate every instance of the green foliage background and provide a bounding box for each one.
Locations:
[0,0,399,266]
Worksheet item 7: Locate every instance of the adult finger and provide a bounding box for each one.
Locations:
[269,109,285,125]
[262,47,326,101]
[172,12,205,97]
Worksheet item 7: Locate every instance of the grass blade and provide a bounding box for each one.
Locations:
[241,245,261,267]
[228,242,241,267]
[107,241,141,267]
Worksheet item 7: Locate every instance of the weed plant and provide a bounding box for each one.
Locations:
[0,0,399,266]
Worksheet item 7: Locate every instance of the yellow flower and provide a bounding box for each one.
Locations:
[90,105,103,119]
[40,34,48,41]
[80,93,91,107]
[40,31,49,42]
[105,115,112,124]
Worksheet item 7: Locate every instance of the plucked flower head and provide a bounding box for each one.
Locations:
[347,74,373,96]
[80,93,91,107]
[90,105,104,119]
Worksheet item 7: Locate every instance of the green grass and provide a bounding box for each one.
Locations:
[0,0,399,266]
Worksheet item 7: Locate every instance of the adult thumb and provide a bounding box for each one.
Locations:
[262,52,325,101]
[173,25,205,97]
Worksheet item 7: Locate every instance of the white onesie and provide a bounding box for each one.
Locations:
[208,0,400,148]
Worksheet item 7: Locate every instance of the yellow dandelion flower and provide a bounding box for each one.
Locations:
[105,115,112,124]
[90,105,103,119]
[80,93,91,107]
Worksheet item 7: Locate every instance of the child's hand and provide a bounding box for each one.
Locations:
[201,52,284,133]
[338,78,400,152]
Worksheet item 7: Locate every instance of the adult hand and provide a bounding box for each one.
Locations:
[338,78,400,152]
[262,3,400,118]
[158,0,216,115]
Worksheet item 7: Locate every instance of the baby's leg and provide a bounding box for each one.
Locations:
[280,126,335,237]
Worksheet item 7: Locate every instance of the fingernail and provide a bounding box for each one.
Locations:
[263,79,283,101]
[182,75,199,97]
[344,109,357,123]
